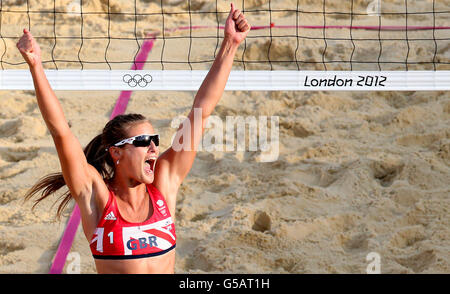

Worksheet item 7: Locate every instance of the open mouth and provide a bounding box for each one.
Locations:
[144,157,157,174]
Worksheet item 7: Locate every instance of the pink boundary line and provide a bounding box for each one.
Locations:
[165,23,450,33]
[48,36,156,274]
[268,24,450,31]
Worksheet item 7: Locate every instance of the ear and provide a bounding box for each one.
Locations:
[108,146,122,163]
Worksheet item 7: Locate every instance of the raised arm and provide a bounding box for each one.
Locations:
[17,29,69,136]
[17,29,105,231]
[192,3,250,120]
[155,3,250,204]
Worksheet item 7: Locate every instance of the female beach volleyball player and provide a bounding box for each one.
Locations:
[17,3,250,274]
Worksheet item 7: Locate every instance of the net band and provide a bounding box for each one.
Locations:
[2,70,449,91]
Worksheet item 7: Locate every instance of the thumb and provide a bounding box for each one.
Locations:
[227,2,235,20]
[23,28,32,36]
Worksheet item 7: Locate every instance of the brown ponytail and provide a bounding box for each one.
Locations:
[24,113,148,219]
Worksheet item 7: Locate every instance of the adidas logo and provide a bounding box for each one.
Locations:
[104,211,117,221]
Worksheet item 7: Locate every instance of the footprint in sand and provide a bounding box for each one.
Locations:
[340,233,370,253]
[0,116,46,142]
[369,157,404,188]
[0,147,40,180]
[0,241,25,257]
[389,225,426,249]
[0,146,39,163]
[395,250,436,273]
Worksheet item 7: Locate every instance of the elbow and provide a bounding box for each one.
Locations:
[189,106,210,121]
[47,122,71,139]
[50,129,68,141]
[49,127,74,148]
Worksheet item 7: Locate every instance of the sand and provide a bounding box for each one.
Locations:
[0,0,449,273]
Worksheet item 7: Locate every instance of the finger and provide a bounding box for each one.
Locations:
[17,42,28,53]
[18,47,28,54]
[23,29,36,43]
[233,9,241,20]
[237,22,249,32]
[235,14,245,25]
[18,36,30,47]
[237,20,245,29]
[23,29,33,40]
[241,23,251,32]
[17,37,32,51]
[17,41,29,53]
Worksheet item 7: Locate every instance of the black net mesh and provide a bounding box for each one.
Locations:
[0,0,449,71]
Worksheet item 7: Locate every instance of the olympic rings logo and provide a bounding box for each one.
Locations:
[122,74,153,87]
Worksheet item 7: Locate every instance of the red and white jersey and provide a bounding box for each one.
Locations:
[90,184,176,259]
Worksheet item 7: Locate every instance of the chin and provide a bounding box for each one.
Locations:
[142,173,155,184]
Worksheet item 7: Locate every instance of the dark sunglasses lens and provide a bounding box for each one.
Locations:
[153,135,159,146]
[133,135,159,147]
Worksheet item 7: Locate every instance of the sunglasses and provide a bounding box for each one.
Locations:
[113,134,159,148]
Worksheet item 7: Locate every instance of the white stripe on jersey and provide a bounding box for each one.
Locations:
[122,216,175,255]
[90,227,104,253]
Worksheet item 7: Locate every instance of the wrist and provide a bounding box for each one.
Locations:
[221,37,240,54]
[29,61,43,72]
[29,62,44,77]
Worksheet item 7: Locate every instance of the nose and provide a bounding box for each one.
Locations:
[148,141,158,154]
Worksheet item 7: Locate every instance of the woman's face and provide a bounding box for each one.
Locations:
[116,121,159,185]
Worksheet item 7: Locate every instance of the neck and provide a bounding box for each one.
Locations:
[108,176,148,208]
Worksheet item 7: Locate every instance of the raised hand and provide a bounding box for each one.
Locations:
[16,28,42,68]
[225,3,251,45]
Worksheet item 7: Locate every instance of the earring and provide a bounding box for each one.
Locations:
[116,160,119,165]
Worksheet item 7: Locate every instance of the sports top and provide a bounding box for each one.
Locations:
[90,184,176,259]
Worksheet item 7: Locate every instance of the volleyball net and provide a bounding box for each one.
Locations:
[0,0,449,91]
